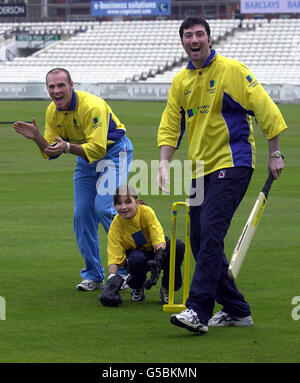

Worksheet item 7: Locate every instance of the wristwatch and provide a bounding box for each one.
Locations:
[269,151,283,158]
[64,141,70,154]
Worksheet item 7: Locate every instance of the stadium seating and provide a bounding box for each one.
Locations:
[0,18,299,85]
[144,18,300,85]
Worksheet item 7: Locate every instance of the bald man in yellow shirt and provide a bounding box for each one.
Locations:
[14,68,133,292]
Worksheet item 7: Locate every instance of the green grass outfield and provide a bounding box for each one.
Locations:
[0,100,299,364]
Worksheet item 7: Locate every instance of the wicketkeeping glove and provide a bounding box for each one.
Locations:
[99,274,124,307]
[144,248,166,290]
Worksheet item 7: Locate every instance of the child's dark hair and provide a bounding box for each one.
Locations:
[114,185,147,206]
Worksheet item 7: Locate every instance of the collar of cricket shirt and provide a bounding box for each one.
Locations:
[187,49,216,70]
[56,90,77,111]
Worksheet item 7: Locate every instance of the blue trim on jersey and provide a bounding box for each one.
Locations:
[176,106,186,149]
[56,90,77,111]
[187,50,216,70]
[221,92,253,167]
[107,113,125,141]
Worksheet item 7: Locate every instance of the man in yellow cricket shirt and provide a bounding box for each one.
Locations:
[14,68,133,291]
[157,17,287,334]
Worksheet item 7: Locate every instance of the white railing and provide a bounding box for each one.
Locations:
[0,82,299,103]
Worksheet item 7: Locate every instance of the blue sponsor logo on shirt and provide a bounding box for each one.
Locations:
[246,74,258,88]
[208,80,216,94]
[73,119,80,129]
[187,108,197,118]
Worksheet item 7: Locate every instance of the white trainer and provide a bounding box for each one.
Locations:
[131,288,145,302]
[170,309,208,334]
[208,311,253,327]
[120,274,130,290]
[76,279,104,291]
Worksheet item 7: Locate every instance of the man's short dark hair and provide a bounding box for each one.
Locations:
[179,16,211,39]
[46,68,72,85]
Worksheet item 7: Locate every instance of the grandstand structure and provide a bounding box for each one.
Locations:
[0,18,299,87]
[144,18,300,85]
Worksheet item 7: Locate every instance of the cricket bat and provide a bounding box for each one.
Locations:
[228,173,274,280]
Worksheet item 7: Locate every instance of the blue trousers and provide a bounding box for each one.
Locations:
[126,239,185,290]
[186,167,253,324]
[73,136,133,282]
